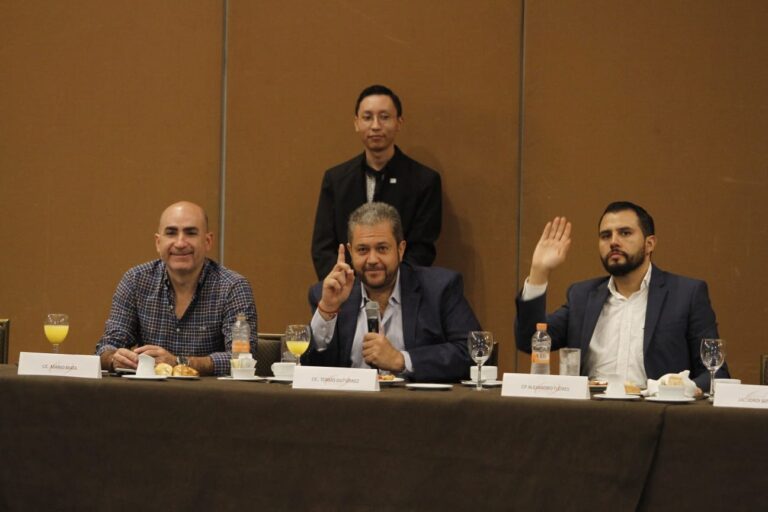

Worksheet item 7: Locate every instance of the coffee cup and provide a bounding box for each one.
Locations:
[470,365,498,382]
[658,384,686,399]
[271,362,296,378]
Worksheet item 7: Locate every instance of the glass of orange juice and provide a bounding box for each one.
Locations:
[44,314,69,353]
[285,325,310,366]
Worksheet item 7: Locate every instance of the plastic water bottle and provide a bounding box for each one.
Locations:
[231,313,251,358]
[530,322,551,375]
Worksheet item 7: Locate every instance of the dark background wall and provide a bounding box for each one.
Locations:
[1,0,765,383]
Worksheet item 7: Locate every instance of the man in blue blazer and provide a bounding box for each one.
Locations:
[515,201,728,391]
[307,202,479,382]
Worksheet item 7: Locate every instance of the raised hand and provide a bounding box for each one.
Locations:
[319,244,355,315]
[529,216,572,284]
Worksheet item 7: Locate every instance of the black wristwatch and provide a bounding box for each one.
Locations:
[176,355,189,366]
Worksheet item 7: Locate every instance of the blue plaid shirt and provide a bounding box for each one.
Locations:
[96,259,258,376]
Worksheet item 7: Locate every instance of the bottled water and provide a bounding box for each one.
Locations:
[231,313,251,358]
[530,323,551,375]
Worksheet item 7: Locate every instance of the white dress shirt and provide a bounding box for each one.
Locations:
[521,264,653,386]
[310,272,413,373]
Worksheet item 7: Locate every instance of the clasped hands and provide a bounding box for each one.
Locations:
[319,244,405,373]
[111,345,176,370]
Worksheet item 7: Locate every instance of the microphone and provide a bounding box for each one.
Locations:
[364,300,380,333]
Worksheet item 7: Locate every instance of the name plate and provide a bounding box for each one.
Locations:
[18,352,102,379]
[713,384,768,409]
[292,366,379,392]
[501,373,589,400]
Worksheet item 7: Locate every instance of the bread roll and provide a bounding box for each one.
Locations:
[155,363,173,376]
[172,364,199,377]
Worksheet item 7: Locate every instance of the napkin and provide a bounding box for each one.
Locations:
[644,371,697,397]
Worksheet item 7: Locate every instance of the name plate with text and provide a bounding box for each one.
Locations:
[501,373,589,400]
[292,366,379,392]
[18,352,102,379]
[713,384,768,409]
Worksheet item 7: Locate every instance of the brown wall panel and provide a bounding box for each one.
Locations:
[0,1,223,359]
[520,0,768,382]
[225,0,522,370]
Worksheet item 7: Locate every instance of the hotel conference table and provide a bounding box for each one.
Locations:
[0,364,765,511]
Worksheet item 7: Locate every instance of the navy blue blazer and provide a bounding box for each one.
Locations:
[307,264,480,382]
[515,266,728,389]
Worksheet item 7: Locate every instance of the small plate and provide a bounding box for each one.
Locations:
[405,383,452,391]
[645,396,695,403]
[460,380,503,388]
[594,393,641,401]
[265,376,293,383]
[115,367,137,374]
[217,376,265,382]
[167,375,200,380]
[122,374,167,381]
[378,377,405,385]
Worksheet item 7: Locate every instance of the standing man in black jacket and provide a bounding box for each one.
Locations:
[311,84,442,280]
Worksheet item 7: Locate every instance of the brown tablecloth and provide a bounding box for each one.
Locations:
[0,365,765,511]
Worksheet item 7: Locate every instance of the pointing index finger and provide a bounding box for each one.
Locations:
[337,244,346,265]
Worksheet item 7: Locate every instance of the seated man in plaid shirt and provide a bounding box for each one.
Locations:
[96,201,257,376]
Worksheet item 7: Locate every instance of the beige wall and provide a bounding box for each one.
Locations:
[1,0,765,383]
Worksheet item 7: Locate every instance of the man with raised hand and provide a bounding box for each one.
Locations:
[96,201,257,376]
[307,202,479,382]
[515,201,728,391]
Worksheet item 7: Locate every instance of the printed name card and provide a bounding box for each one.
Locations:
[501,373,589,400]
[713,384,768,409]
[18,352,102,379]
[292,366,379,392]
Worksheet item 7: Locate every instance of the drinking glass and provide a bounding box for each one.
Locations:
[700,338,726,402]
[467,331,494,391]
[285,325,310,366]
[44,314,69,353]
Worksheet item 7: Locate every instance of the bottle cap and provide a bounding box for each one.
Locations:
[536,323,547,331]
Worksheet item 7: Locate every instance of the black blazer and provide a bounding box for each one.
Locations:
[306,264,479,382]
[311,147,442,279]
[515,265,729,389]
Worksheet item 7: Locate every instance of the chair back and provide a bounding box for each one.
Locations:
[0,319,9,364]
[256,333,283,376]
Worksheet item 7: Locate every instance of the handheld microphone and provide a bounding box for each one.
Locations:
[364,300,380,333]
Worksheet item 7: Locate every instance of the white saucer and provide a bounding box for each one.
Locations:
[167,375,200,380]
[645,396,695,403]
[461,380,503,388]
[405,383,452,391]
[266,376,293,383]
[594,393,641,401]
[122,374,167,381]
[217,376,265,382]
[379,377,405,385]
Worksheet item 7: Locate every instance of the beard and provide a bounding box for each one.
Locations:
[601,248,646,277]
[358,261,399,292]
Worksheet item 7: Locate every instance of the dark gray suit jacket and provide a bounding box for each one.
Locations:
[515,265,729,389]
[307,264,479,382]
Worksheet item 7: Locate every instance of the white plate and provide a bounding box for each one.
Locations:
[122,374,167,381]
[405,383,452,391]
[167,375,200,380]
[265,376,293,383]
[378,377,405,385]
[594,393,641,401]
[460,380,503,388]
[645,396,696,403]
[217,376,265,382]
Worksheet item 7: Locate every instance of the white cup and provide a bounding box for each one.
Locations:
[604,374,625,396]
[714,378,740,386]
[231,367,255,379]
[271,362,296,378]
[470,365,498,382]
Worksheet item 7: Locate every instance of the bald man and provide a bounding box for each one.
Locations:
[96,201,258,376]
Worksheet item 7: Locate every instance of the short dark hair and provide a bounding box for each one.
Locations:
[600,201,655,236]
[348,202,404,244]
[355,85,402,117]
